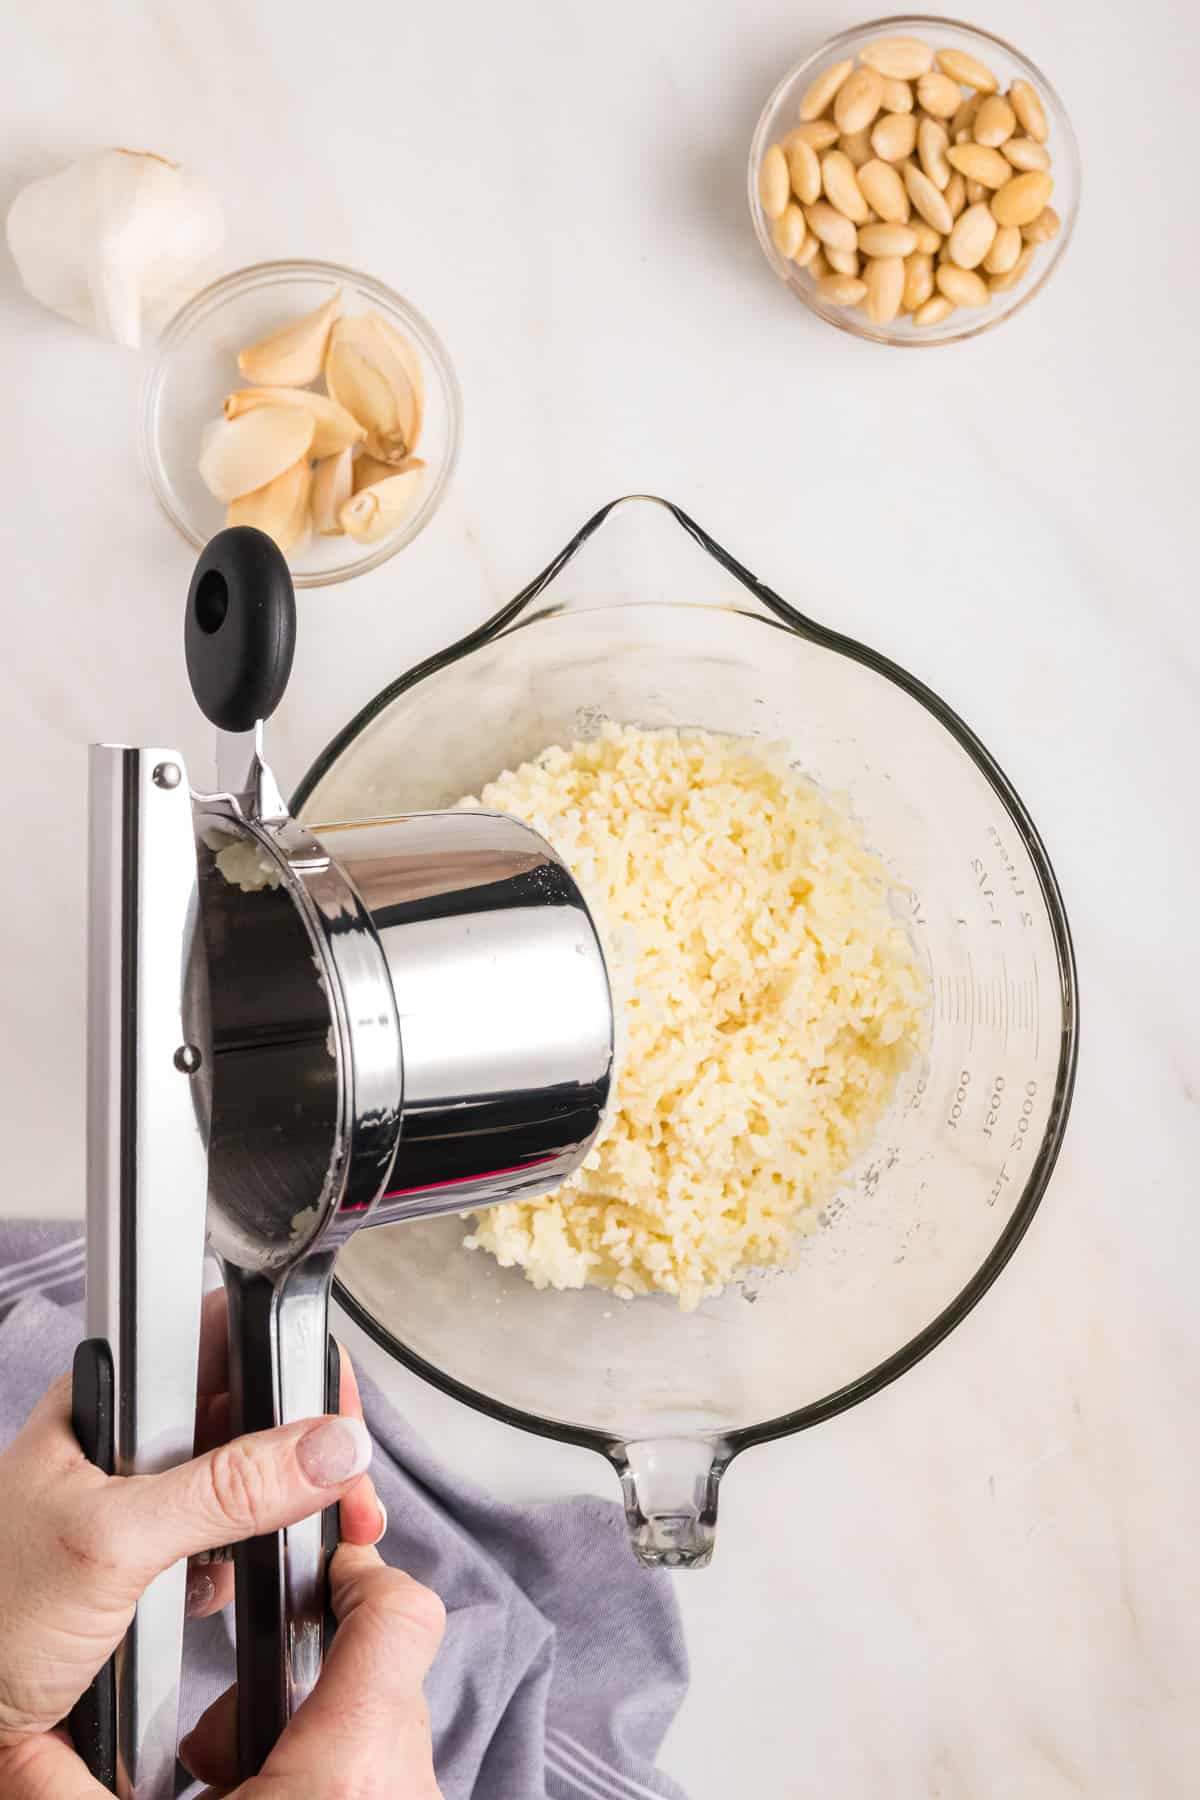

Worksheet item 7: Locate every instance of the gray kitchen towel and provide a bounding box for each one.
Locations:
[0,1223,690,1800]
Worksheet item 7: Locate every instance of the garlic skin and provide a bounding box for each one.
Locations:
[5,148,225,349]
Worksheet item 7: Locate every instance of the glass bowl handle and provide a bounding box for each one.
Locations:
[488,492,819,629]
[611,1437,729,1570]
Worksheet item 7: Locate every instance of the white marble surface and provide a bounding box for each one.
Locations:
[2,2,1198,1794]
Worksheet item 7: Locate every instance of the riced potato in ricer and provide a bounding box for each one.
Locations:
[460,725,927,1311]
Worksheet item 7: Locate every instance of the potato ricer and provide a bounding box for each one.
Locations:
[69,526,614,1796]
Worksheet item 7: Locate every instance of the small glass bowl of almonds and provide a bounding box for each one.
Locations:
[749,16,1079,344]
[141,260,462,586]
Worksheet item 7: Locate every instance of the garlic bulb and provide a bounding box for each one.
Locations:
[5,148,224,349]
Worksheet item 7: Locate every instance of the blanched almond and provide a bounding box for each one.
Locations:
[799,58,853,121]
[858,159,910,222]
[965,178,987,205]
[950,93,982,140]
[902,251,935,311]
[935,47,999,92]
[809,247,831,279]
[759,145,790,219]
[974,94,1016,146]
[824,243,860,276]
[945,171,967,218]
[913,294,955,326]
[918,117,951,189]
[837,126,875,167]
[1009,79,1048,143]
[911,220,943,254]
[990,170,1053,226]
[821,150,870,222]
[903,163,954,234]
[983,223,1022,274]
[880,77,915,113]
[237,288,342,387]
[772,203,808,259]
[935,263,990,306]
[988,243,1035,293]
[870,112,918,161]
[947,201,998,269]
[916,70,962,118]
[1022,205,1061,243]
[858,221,918,257]
[815,272,867,306]
[946,143,1011,187]
[788,138,822,204]
[834,66,885,134]
[199,407,314,504]
[791,118,841,149]
[227,458,312,554]
[793,230,821,267]
[858,36,933,80]
[804,200,857,253]
[861,254,906,323]
[1002,135,1050,171]
[223,387,366,458]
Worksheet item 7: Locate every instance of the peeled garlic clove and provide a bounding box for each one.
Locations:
[364,312,426,420]
[237,287,342,386]
[339,458,426,543]
[5,148,225,349]
[310,449,355,536]
[227,458,312,554]
[223,387,365,457]
[199,406,314,503]
[325,314,422,464]
[351,451,401,493]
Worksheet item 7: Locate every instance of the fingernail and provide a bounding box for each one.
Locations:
[370,1501,388,1546]
[186,1574,215,1617]
[297,1415,372,1487]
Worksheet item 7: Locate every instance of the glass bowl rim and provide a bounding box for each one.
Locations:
[139,257,464,589]
[302,495,1079,1464]
[747,12,1082,349]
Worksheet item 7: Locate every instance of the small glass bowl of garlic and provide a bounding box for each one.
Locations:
[748,17,1079,345]
[141,260,462,585]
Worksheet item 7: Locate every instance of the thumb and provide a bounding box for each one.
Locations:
[109,1415,373,1580]
[180,1546,445,1796]
[261,1544,444,1796]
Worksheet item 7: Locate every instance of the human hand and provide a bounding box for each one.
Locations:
[0,1291,442,1796]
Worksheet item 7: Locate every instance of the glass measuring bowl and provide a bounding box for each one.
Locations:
[295,495,1078,1566]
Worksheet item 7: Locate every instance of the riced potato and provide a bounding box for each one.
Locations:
[462,725,927,1310]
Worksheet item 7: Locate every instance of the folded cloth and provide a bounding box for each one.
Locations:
[0,1222,689,1800]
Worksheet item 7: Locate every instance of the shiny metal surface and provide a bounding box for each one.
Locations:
[191,810,403,1269]
[223,1253,335,1767]
[148,722,613,1769]
[318,808,614,1222]
[86,746,209,1800]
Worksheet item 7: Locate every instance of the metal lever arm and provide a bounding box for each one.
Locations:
[224,1259,342,1779]
[68,746,210,1797]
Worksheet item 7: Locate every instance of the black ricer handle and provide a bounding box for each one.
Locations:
[67,1339,117,1789]
[185,527,297,733]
